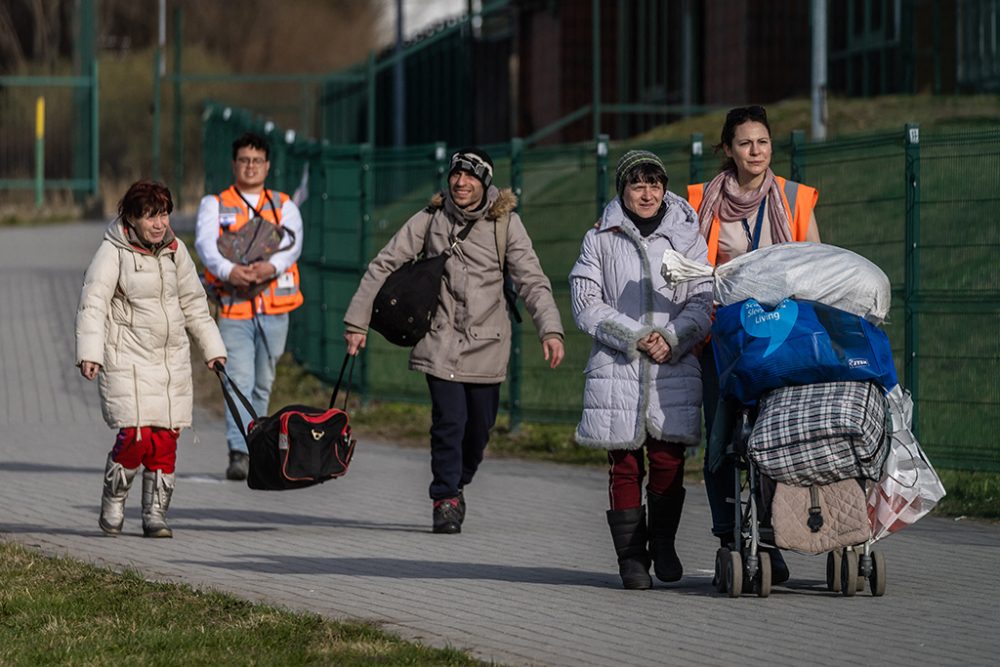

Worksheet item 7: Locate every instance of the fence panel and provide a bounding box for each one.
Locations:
[0,75,98,201]
[914,129,1000,469]
[203,105,1000,471]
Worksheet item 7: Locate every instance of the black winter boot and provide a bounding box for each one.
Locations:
[606,506,652,590]
[647,487,685,583]
[763,547,790,584]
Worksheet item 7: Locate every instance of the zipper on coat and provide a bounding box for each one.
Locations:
[158,253,174,428]
[132,365,142,441]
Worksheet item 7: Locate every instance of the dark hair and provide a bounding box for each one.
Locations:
[621,162,668,190]
[117,179,173,224]
[713,105,771,173]
[232,132,270,160]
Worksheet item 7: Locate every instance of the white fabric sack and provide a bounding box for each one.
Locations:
[660,242,891,323]
[866,385,947,541]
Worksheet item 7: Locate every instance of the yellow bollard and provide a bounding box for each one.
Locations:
[35,96,45,210]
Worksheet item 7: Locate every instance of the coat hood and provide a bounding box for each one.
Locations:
[104,218,178,256]
[429,186,518,221]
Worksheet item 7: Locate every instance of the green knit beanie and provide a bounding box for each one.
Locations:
[615,149,667,197]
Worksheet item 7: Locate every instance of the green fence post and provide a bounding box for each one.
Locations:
[152,39,163,181]
[508,137,524,432]
[366,52,376,148]
[790,129,805,183]
[592,0,602,139]
[35,97,44,209]
[74,0,96,203]
[90,59,100,197]
[359,142,374,398]
[689,132,703,185]
[595,133,610,218]
[904,123,921,437]
[434,141,449,193]
[172,4,184,208]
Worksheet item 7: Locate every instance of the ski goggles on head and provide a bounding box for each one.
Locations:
[449,152,493,188]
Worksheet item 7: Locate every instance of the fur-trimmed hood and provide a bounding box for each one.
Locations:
[429,186,518,221]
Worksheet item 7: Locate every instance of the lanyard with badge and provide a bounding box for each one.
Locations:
[741,198,767,252]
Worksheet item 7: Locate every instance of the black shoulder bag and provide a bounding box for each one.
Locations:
[369,217,475,347]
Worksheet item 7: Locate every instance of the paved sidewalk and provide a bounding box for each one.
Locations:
[1,223,998,667]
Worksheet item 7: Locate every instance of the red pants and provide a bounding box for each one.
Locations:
[111,427,179,474]
[608,438,685,510]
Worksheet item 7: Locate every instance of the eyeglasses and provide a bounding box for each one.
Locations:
[235,157,267,166]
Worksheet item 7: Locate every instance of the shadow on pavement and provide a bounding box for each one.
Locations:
[176,554,619,587]
[0,462,103,474]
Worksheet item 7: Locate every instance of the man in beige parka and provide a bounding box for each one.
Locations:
[344,148,565,534]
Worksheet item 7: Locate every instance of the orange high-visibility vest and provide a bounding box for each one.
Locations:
[687,176,818,266]
[204,185,304,319]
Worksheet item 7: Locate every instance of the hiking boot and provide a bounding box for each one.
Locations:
[99,453,139,535]
[141,470,175,538]
[226,451,249,481]
[433,497,463,534]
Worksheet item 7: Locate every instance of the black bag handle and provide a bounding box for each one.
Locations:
[213,363,258,440]
[213,353,356,439]
[330,353,356,410]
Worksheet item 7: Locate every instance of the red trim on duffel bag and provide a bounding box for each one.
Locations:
[277,408,354,482]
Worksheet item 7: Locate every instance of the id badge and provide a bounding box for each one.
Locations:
[276,271,296,290]
[219,212,237,229]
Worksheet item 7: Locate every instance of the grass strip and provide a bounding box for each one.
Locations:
[0,540,485,666]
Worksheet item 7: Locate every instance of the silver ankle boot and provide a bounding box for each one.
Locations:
[141,469,175,538]
[99,453,139,535]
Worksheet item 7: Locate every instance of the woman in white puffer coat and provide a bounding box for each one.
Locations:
[570,151,713,590]
[76,180,226,539]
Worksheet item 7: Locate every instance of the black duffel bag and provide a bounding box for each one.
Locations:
[370,217,476,347]
[215,355,357,490]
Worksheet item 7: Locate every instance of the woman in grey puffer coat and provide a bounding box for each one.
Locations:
[570,150,713,589]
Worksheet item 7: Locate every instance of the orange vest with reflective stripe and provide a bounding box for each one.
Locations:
[205,186,304,319]
[687,176,818,266]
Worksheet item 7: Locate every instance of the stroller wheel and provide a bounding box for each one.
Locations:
[714,548,729,593]
[826,551,842,592]
[755,550,772,597]
[840,549,859,597]
[869,550,887,597]
[726,550,743,598]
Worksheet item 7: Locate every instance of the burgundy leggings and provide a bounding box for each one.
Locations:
[608,438,686,510]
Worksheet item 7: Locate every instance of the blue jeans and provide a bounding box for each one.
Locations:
[425,375,500,501]
[218,313,289,454]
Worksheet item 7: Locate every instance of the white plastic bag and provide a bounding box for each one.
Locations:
[866,386,947,541]
[661,242,892,323]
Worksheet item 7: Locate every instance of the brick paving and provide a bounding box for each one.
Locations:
[1,223,998,666]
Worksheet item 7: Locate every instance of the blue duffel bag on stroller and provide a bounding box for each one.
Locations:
[711,298,897,405]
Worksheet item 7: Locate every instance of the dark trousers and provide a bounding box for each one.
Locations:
[426,375,501,501]
[701,344,736,537]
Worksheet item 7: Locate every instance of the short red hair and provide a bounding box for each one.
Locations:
[118,179,173,224]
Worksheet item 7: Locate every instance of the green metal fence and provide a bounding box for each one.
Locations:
[203,102,1000,472]
[0,0,99,206]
